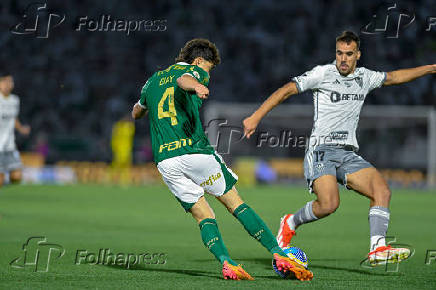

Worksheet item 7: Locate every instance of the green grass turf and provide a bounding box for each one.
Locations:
[0,184,435,289]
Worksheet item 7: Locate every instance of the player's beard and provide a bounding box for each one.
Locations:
[337,63,353,76]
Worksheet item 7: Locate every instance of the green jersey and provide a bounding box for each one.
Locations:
[139,62,214,163]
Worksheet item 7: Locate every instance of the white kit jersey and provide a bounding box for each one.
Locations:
[292,63,386,150]
[0,93,20,151]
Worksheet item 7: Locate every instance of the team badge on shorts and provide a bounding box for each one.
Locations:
[315,163,324,173]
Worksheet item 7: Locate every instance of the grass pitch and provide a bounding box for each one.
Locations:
[0,184,435,289]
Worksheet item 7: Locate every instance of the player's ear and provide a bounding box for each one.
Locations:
[192,57,203,66]
[357,50,361,60]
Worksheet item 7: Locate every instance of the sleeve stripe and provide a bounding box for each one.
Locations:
[292,78,302,93]
[181,72,197,79]
[380,72,387,87]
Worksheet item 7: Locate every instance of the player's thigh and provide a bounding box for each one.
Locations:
[216,186,244,213]
[0,173,4,187]
[346,167,391,205]
[157,157,205,212]
[182,153,238,199]
[190,196,216,223]
[304,145,339,196]
[9,169,22,182]
[312,174,340,210]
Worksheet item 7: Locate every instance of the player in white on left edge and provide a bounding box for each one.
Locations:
[0,71,31,188]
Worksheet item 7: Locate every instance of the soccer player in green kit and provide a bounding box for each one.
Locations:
[132,38,313,281]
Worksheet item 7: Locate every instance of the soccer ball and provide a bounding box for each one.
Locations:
[283,246,308,268]
[272,246,309,278]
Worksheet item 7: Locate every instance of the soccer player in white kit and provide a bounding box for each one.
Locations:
[243,31,435,265]
[0,72,31,188]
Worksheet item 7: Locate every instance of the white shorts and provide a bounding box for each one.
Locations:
[0,151,22,173]
[157,153,238,211]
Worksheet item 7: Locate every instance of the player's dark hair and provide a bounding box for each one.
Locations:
[0,70,12,78]
[175,38,221,66]
[336,31,360,49]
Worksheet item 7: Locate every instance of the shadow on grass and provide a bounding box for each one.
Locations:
[309,264,403,277]
[103,260,286,280]
[103,263,222,279]
[193,257,402,277]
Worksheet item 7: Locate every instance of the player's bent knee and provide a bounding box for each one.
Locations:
[317,198,340,216]
[373,187,391,205]
[323,202,339,215]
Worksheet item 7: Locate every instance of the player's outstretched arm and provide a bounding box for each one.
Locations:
[15,119,30,135]
[384,64,435,86]
[131,103,148,120]
[176,75,209,99]
[243,81,298,139]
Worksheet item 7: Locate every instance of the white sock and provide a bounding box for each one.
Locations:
[370,235,386,251]
[286,215,296,230]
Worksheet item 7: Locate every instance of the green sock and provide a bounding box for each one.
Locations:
[233,203,286,257]
[199,218,237,266]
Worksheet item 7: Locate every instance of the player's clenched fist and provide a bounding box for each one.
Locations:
[194,84,209,99]
[243,116,259,139]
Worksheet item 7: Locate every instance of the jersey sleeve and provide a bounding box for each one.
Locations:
[182,66,209,87]
[364,68,387,91]
[292,65,325,92]
[138,78,151,108]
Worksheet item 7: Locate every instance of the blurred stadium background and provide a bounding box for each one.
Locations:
[0,0,435,188]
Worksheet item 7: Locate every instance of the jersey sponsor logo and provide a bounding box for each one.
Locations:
[200,172,222,187]
[333,79,341,85]
[158,138,192,153]
[330,91,364,103]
